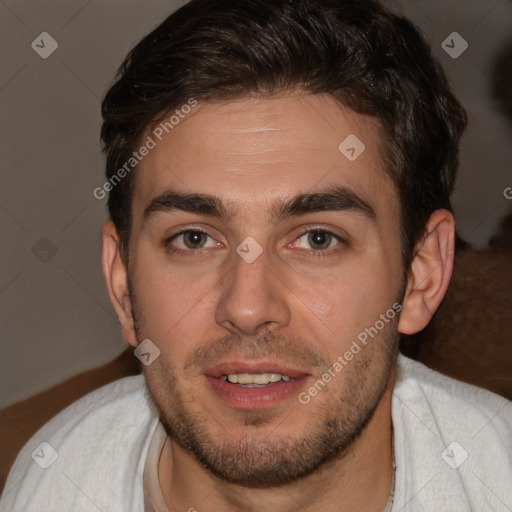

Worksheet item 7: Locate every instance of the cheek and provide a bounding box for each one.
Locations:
[290,256,396,321]
[282,258,401,364]
[130,250,222,344]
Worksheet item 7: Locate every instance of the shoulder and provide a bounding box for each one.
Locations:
[391,354,512,511]
[394,353,512,428]
[0,375,159,512]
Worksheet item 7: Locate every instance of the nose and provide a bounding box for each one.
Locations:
[215,243,291,336]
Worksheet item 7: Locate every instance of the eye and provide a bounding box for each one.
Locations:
[294,229,342,252]
[167,229,219,251]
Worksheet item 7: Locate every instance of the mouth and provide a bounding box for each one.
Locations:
[204,362,311,409]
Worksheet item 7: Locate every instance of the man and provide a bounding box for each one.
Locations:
[1,0,511,511]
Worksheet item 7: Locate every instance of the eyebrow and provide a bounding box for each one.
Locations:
[142,185,376,226]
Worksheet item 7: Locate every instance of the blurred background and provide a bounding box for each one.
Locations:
[1,0,511,408]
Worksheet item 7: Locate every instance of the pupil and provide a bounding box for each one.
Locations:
[186,231,204,248]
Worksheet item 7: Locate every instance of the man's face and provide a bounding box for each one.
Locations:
[127,93,405,486]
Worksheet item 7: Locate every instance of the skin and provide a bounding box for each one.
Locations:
[102,92,455,512]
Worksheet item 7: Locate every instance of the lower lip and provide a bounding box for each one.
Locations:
[205,376,309,409]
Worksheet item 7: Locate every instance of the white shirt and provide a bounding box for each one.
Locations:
[1,354,511,512]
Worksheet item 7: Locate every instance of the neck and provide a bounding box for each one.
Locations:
[159,372,396,512]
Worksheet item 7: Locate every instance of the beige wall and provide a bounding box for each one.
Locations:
[1,0,511,408]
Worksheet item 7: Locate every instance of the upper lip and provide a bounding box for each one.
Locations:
[205,361,310,379]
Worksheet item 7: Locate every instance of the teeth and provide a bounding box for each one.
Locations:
[225,373,291,385]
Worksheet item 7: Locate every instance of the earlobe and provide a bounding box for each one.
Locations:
[101,221,138,347]
[398,210,455,335]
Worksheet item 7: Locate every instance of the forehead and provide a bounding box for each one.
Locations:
[133,93,395,222]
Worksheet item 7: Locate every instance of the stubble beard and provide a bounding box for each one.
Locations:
[140,326,398,488]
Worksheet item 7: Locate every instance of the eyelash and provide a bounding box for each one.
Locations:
[163,227,346,258]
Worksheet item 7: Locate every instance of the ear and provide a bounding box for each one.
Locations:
[101,221,138,347]
[398,209,455,335]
